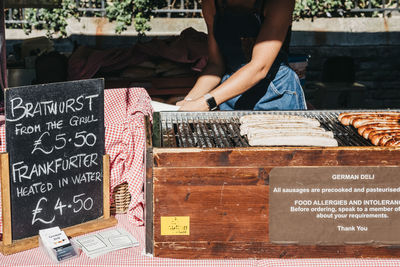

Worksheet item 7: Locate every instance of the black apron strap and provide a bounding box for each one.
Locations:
[215,0,228,15]
[253,0,265,14]
[214,0,226,13]
[214,0,219,10]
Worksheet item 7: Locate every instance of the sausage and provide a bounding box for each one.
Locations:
[248,129,334,140]
[248,134,338,147]
[337,112,398,121]
[368,130,400,139]
[380,135,400,146]
[240,122,321,136]
[370,132,400,146]
[240,114,319,125]
[245,126,332,139]
[339,112,400,125]
[384,136,400,147]
[357,123,400,136]
[363,129,400,139]
[352,118,400,128]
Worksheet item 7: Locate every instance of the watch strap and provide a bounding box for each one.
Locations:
[204,94,218,111]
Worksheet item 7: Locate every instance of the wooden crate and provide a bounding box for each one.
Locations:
[145,146,400,259]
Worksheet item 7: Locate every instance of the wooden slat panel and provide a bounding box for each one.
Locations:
[103,155,110,219]
[154,185,268,206]
[145,147,154,255]
[155,223,268,243]
[1,153,12,246]
[154,241,400,259]
[153,148,400,167]
[150,147,400,258]
[154,167,269,185]
[153,185,268,242]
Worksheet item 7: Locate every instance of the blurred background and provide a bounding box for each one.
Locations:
[2,0,400,109]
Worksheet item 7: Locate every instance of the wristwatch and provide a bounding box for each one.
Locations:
[204,94,218,111]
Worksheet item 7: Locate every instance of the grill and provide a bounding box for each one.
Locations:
[146,110,400,259]
[153,110,385,148]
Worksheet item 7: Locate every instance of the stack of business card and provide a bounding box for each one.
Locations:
[39,227,79,262]
[75,228,139,258]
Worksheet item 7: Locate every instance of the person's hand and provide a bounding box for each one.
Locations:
[178,98,209,111]
[176,99,188,106]
[176,96,195,106]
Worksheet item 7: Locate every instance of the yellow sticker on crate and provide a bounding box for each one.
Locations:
[161,216,190,235]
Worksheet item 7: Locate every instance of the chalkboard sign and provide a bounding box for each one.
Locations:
[5,79,105,241]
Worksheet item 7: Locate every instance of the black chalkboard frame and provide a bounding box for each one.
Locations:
[0,79,117,254]
[1,153,117,255]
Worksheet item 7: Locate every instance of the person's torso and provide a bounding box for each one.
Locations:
[213,0,291,73]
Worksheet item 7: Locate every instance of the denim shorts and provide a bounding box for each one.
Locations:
[219,63,307,111]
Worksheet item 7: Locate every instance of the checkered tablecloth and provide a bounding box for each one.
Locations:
[0,87,153,233]
[1,214,400,266]
[2,88,400,265]
[103,87,153,225]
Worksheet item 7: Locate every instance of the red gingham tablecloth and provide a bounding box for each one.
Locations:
[103,87,153,224]
[0,87,153,233]
[1,214,400,266]
[2,88,400,265]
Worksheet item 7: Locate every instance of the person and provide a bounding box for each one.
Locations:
[176,0,307,111]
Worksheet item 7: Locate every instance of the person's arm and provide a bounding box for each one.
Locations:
[176,0,225,106]
[179,0,295,111]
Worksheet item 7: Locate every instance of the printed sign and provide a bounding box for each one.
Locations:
[269,166,400,245]
[161,216,190,235]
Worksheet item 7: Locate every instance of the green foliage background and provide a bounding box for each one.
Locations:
[292,0,385,19]
[17,0,387,38]
[22,0,78,37]
[106,0,164,34]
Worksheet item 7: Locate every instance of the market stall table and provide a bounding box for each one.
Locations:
[2,88,400,265]
[1,214,400,266]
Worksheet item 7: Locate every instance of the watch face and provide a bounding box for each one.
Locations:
[205,95,217,111]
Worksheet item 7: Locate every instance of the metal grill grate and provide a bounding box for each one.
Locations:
[154,110,395,148]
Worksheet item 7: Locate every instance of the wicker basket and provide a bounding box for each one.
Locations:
[110,182,131,214]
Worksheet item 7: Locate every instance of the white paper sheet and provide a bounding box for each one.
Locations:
[75,228,139,258]
[151,101,181,112]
